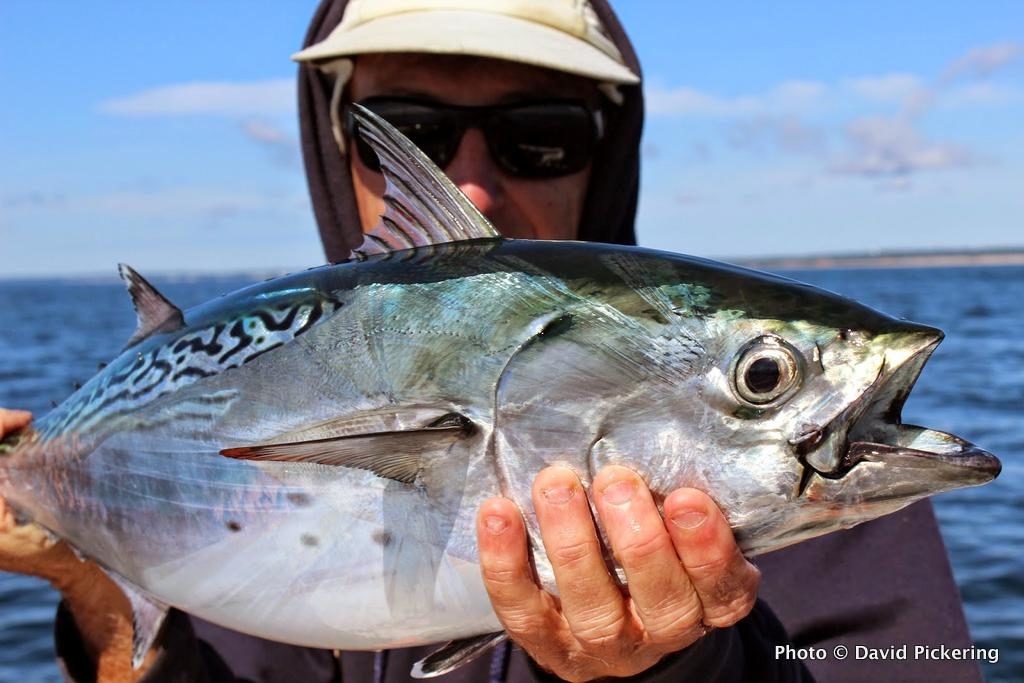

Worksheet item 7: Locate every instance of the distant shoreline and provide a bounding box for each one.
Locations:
[3,249,1024,282]
[737,249,1024,271]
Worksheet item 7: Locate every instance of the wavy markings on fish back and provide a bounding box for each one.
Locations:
[37,287,344,443]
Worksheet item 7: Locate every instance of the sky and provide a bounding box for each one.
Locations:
[1,1,1022,278]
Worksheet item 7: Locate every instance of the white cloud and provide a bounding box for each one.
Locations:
[728,115,826,157]
[239,119,300,168]
[98,80,295,117]
[649,41,1022,122]
[645,80,827,117]
[4,187,308,222]
[771,80,828,105]
[877,177,913,192]
[941,41,1022,83]
[942,82,1022,108]
[83,188,277,217]
[645,85,736,117]
[645,39,1020,190]
[844,73,924,102]
[240,119,290,143]
[2,191,67,210]
[831,116,973,178]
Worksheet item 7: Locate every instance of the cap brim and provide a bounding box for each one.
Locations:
[292,10,639,85]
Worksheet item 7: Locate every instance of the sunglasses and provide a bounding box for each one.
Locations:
[343,97,605,179]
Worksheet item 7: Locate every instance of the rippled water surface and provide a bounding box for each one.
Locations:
[0,266,1020,681]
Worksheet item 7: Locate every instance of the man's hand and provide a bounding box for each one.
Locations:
[0,409,32,441]
[476,465,760,682]
[0,409,75,581]
[0,408,143,680]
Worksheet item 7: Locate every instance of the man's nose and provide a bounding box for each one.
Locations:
[444,128,504,217]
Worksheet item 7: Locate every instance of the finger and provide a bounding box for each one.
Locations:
[592,466,702,644]
[476,496,557,649]
[532,466,626,644]
[0,410,32,436]
[0,497,11,533]
[663,489,760,628]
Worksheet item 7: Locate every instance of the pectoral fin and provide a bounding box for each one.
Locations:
[220,413,474,484]
[411,631,508,679]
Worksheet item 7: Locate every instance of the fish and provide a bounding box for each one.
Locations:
[0,105,1000,677]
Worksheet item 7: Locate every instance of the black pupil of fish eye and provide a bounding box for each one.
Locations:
[746,357,782,394]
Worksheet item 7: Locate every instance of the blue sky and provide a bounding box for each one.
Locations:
[1,1,1021,277]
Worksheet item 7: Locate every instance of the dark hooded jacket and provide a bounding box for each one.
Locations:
[56,0,981,681]
[298,0,641,260]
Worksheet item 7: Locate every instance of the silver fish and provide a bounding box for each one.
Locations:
[0,106,1000,677]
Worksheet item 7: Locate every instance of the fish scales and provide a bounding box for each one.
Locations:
[6,243,699,644]
[2,240,998,643]
[0,106,998,677]
[41,288,343,441]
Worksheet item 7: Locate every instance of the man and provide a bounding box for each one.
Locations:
[0,0,979,680]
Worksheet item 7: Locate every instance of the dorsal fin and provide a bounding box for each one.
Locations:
[118,264,185,348]
[347,104,501,259]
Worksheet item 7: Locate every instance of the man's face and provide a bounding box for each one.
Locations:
[347,54,597,240]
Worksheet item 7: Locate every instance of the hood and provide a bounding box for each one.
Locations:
[296,0,644,261]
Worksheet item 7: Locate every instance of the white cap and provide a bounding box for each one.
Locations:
[292,0,640,85]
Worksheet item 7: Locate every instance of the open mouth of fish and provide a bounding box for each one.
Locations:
[794,332,1001,497]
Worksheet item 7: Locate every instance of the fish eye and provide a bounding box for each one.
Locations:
[733,337,802,406]
[746,357,782,393]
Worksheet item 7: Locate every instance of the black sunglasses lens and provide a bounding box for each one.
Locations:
[490,104,597,178]
[349,100,459,172]
[348,99,598,178]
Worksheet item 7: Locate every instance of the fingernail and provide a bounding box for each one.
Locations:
[601,479,636,505]
[671,510,707,529]
[541,486,575,505]
[484,515,509,535]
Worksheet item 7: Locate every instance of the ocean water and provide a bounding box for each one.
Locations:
[0,265,1020,681]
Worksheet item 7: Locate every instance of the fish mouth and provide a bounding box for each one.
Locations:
[797,327,1001,497]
